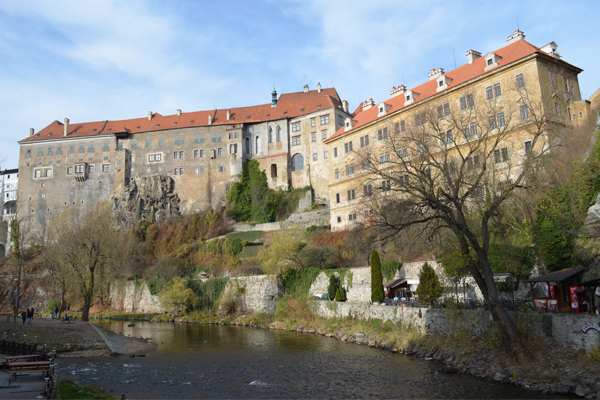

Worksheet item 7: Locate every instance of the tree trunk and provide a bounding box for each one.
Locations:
[13,257,22,325]
[82,300,91,322]
[59,282,66,319]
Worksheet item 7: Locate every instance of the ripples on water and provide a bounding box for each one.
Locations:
[58,321,557,399]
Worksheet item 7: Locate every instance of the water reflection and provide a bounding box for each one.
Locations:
[57,321,558,399]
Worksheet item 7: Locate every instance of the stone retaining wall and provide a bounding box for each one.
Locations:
[220,275,282,314]
[552,313,600,351]
[110,282,162,313]
[231,210,329,232]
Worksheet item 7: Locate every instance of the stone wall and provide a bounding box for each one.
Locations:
[110,282,163,314]
[552,313,600,351]
[308,267,373,303]
[220,275,282,314]
[231,209,329,232]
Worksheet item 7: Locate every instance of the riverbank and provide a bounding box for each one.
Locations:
[0,314,157,356]
[91,306,600,399]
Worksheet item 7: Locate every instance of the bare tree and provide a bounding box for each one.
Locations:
[48,201,126,321]
[42,248,70,318]
[354,85,559,352]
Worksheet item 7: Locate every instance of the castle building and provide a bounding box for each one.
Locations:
[325,31,591,230]
[17,85,351,231]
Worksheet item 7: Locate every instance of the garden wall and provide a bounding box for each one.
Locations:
[110,282,163,314]
[220,275,282,314]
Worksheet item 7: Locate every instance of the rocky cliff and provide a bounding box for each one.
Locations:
[112,176,180,224]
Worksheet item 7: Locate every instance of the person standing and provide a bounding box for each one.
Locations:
[21,310,26,325]
[26,308,33,325]
[31,306,35,320]
[53,306,59,320]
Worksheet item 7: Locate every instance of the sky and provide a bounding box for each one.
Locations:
[0,0,598,169]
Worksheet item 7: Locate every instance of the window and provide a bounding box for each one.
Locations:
[277,127,282,142]
[200,150,205,158]
[159,138,165,147]
[34,169,41,178]
[131,140,136,150]
[467,94,474,107]
[292,153,304,171]
[117,142,123,150]
[438,103,450,118]
[67,167,73,175]
[444,103,450,116]
[292,122,301,132]
[145,139,151,149]
[494,83,501,97]
[399,174,409,186]
[466,155,480,170]
[520,105,529,120]
[194,150,199,158]
[378,128,388,140]
[524,141,532,154]
[179,151,184,159]
[75,164,84,174]
[494,147,509,163]
[363,184,373,197]
[460,97,466,110]
[174,168,178,175]
[199,166,205,174]
[26,149,31,158]
[344,141,353,153]
[255,136,261,153]
[311,133,316,142]
[246,138,251,154]
[77,144,84,153]
[71,145,76,154]
[334,147,338,157]
[321,130,326,140]
[345,164,355,176]
[324,151,328,159]
[179,168,184,175]
[337,216,341,223]
[400,120,406,132]
[269,128,274,143]
[462,125,469,139]
[195,166,199,174]
[398,146,408,159]
[470,122,477,137]
[551,72,557,87]
[195,135,204,144]
[347,189,356,201]
[415,113,426,126]
[36,148,43,157]
[516,73,525,89]
[489,115,497,129]
[335,169,339,179]
[394,122,400,134]
[460,94,474,110]
[212,134,222,142]
[313,153,317,161]
[218,148,223,156]
[486,86,493,101]
[89,165,94,173]
[174,136,184,145]
[441,130,453,145]
[336,193,340,203]
[311,118,315,127]
[382,180,391,191]
[497,112,506,127]
[173,152,178,160]
[56,147,62,156]
[360,135,369,147]
[102,164,110,173]
[320,115,329,125]
[292,136,301,146]
[338,115,344,125]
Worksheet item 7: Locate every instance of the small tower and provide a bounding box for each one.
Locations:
[271,87,278,108]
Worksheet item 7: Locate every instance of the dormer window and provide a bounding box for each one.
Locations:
[439,81,444,87]
[404,90,419,106]
[380,107,383,113]
[406,95,410,101]
[484,52,502,71]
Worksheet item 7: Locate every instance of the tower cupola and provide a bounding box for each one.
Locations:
[271,87,278,108]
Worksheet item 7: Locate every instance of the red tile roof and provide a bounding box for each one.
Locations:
[20,88,344,143]
[325,39,567,143]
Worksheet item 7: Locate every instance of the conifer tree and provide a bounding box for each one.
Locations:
[335,286,343,301]
[328,274,338,300]
[371,250,384,303]
[340,286,347,302]
[417,263,442,307]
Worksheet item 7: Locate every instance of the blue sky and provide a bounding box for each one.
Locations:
[0,0,598,169]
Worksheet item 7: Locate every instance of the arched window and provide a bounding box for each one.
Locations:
[277,127,282,142]
[246,137,250,155]
[269,128,274,143]
[255,136,261,153]
[292,153,304,171]
[271,164,277,178]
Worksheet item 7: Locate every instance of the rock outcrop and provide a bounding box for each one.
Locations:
[111,176,180,225]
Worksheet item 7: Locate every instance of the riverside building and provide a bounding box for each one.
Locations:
[325,30,592,230]
[17,85,351,233]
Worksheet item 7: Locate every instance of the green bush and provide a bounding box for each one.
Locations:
[281,267,321,298]
[188,277,229,312]
[147,279,167,296]
[328,274,339,300]
[226,231,265,242]
[371,250,384,303]
[224,238,245,256]
[417,263,442,306]
[46,299,60,312]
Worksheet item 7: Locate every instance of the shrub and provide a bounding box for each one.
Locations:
[158,277,199,313]
[188,277,229,312]
[46,299,60,312]
[417,263,442,306]
[328,274,339,300]
[371,250,384,303]
[281,267,321,299]
[381,260,402,281]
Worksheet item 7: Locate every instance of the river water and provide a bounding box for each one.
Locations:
[58,320,558,399]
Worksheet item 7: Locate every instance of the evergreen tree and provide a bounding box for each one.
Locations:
[328,274,339,300]
[339,286,347,302]
[335,286,343,301]
[226,160,277,223]
[417,263,442,307]
[371,250,384,303]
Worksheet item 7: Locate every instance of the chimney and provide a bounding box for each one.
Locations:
[63,118,69,137]
[30,128,34,137]
[317,82,321,93]
[177,109,181,116]
[303,84,309,93]
[507,29,526,45]
[362,98,375,111]
[342,100,349,113]
[208,114,212,125]
[148,111,152,121]
[466,49,482,64]
[227,110,231,120]
[391,85,407,97]
[428,68,444,81]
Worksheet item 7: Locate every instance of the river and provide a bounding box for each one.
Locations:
[57,320,560,399]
